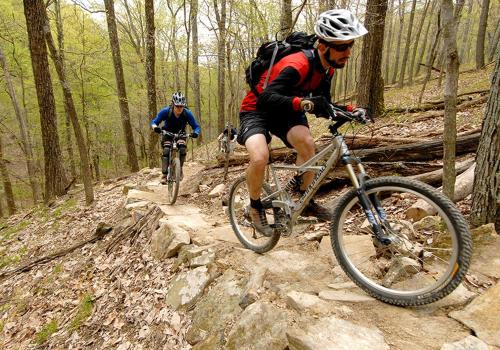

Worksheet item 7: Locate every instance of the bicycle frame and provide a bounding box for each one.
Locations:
[263,132,369,231]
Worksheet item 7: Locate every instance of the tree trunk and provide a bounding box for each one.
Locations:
[398,0,417,87]
[356,0,388,119]
[416,0,437,76]
[391,0,406,84]
[0,45,41,204]
[280,0,293,39]
[191,0,202,146]
[0,135,16,215]
[103,0,139,172]
[458,0,474,62]
[384,0,395,83]
[488,20,500,62]
[145,0,159,168]
[475,0,490,69]
[470,45,499,228]
[23,0,67,201]
[441,0,460,199]
[45,1,94,205]
[214,0,226,131]
[408,0,430,84]
[418,14,441,105]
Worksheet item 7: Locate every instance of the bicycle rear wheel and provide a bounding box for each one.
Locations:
[330,176,472,306]
[167,157,181,205]
[228,175,280,253]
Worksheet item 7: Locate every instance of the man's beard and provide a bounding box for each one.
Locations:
[326,56,346,68]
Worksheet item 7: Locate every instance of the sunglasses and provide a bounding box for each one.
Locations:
[326,41,355,52]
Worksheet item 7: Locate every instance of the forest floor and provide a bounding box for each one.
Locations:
[0,66,498,349]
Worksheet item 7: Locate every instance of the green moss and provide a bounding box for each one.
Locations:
[69,294,94,332]
[0,254,21,269]
[35,319,58,345]
[0,220,29,241]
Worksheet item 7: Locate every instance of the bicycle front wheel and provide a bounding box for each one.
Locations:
[330,176,472,306]
[167,157,181,205]
[228,175,280,253]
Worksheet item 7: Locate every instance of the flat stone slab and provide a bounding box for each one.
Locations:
[450,282,500,347]
[287,315,389,350]
[440,335,488,350]
[318,289,375,302]
[127,189,168,204]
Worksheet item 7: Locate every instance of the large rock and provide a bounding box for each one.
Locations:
[469,229,500,279]
[151,224,174,260]
[256,250,333,296]
[286,291,334,315]
[165,265,217,310]
[186,270,246,345]
[440,335,488,350]
[225,301,289,350]
[287,315,389,350]
[127,189,167,204]
[318,289,375,302]
[164,226,191,258]
[208,184,226,198]
[450,282,500,347]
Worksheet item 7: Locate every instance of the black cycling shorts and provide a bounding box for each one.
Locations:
[237,110,309,148]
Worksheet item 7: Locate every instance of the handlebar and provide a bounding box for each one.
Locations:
[161,130,191,139]
[325,104,370,125]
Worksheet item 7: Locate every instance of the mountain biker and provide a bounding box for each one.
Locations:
[151,92,201,184]
[217,124,238,153]
[238,9,369,236]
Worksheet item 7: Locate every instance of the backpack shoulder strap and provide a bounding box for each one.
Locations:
[297,49,315,86]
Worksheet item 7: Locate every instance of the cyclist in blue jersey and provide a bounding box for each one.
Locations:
[151,92,201,184]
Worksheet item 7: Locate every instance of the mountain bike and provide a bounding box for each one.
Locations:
[227,105,472,306]
[162,131,191,205]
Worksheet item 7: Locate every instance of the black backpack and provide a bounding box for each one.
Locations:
[245,32,317,96]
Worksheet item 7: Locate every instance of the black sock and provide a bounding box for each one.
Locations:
[250,198,263,209]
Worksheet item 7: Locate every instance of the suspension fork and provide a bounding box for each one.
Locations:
[344,158,392,245]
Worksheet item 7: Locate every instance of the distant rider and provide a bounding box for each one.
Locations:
[151,92,201,184]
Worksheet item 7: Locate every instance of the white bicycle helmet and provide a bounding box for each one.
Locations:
[172,91,187,106]
[315,9,368,42]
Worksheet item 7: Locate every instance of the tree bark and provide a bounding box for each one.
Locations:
[0,134,16,215]
[384,0,395,83]
[356,0,388,119]
[398,0,417,87]
[214,0,226,132]
[475,0,490,69]
[191,0,202,146]
[391,0,406,84]
[0,45,41,204]
[408,0,430,84]
[488,18,500,62]
[103,0,139,172]
[279,0,293,39]
[23,0,67,201]
[45,1,94,205]
[416,0,437,76]
[470,45,499,228]
[145,0,159,168]
[418,13,441,105]
[458,0,474,62]
[441,0,460,199]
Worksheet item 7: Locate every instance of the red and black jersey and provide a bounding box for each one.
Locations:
[240,50,335,114]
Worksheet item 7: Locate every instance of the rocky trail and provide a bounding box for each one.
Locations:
[1,157,499,350]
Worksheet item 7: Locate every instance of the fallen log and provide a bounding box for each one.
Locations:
[354,133,479,162]
[406,163,476,221]
[386,94,488,114]
[408,158,475,186]
[413,95,489,122]
[215,133,480,168]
